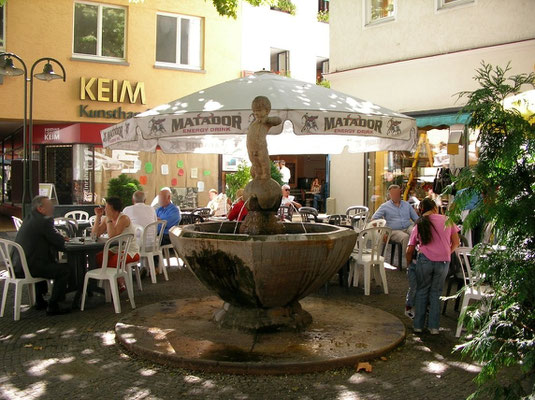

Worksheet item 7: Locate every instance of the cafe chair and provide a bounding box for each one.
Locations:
[80,234,136,314]
[131,220,167,285]
[161,226,182,269]
[299,207,318,222]
[346,206,369,231]
[193,208,212,218]
[11,216,23,232]
[88,215,97,227]
[455,247,493,337]
[277,206,293,221]
[179,214,204,225]
[349,226,392,296]
[0,239,49,321]
[327,214,350,227]
[65,210,90,222]
[365,218,386,229]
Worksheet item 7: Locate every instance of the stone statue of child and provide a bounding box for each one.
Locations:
[247,96,282,180]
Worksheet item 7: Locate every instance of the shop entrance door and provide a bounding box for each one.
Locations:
[43,145,73,205]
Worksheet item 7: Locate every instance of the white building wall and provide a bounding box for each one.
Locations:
[241,0,329,83]
[328,39,535,113]
[326,0,535,211]
[330,0,535,72]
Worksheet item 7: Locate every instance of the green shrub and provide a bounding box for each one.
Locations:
[106,174,143,209]
[449,62,535,400]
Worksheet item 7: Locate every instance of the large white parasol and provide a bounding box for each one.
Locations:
[101,71,417,155]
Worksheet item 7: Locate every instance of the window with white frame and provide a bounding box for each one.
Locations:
[365,0,395,25]
[0,5,5,50]
[437,0,475,10]
[73,2,126,59]
[156,13,202,70]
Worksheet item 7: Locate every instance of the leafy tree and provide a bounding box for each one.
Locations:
[107,174,143,209]
[225,160,283,201]
[211,0,275,18]
[448,63,535,399]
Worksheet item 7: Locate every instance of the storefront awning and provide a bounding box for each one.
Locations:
[415,113,471,129]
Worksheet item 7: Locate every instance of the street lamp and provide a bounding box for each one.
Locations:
[0,52,66,217]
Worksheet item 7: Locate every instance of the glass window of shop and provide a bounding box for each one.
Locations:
[366,126,480,213]
[73,2,126,59]
[156,13,203,70]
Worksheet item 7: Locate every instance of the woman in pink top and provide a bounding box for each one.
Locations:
[406,198,460,335]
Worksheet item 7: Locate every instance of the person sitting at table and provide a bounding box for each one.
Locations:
[92,197,140,292]
[371,184,419,268]
[12,196,71,315]
[123,191,157,229]
[281,184,302,210]
[228,189,248,221]
[156,189,181,245]
[207,189,228,217]
[310,178,322,210]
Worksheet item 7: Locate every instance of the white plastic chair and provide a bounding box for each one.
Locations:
[88,215,97,227]
[11,216,23,231]
[455,247,493,337]
[65,210,90,222]
[365,218,386,229]
[348,226,392,296]
[0,239,48,321]
[346,206,369,231]
[133,220,167,285]
[80,234,136,314]
[161,226,183,269]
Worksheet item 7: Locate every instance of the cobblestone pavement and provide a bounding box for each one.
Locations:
[0,239,480,399]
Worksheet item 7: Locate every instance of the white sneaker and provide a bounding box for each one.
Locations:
[413,328,423,333]
[429,329,440,335]
[404,308,415,319]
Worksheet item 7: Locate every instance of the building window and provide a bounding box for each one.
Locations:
[365,0,395,25]
[156,13,202,70]
[437,0,475,10]
[73,2,126,59]
[270,49,290,76]
[0,4,5,50]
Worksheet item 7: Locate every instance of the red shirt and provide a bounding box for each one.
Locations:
[227,200,248,221]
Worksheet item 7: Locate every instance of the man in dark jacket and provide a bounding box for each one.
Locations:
[13,196,70,315]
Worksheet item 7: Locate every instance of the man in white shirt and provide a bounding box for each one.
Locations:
[123,191,157,229]
[280,184,301,209]
[123,191,158,279]
[279,160,291,185]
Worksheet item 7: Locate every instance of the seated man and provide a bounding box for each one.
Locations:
[123,191,157,229]
[13,196,71,315]
[371,184,419,268]
[156,189,181,245]
[281,184,302,209]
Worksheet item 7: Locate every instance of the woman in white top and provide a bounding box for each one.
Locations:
[92,197,140,291]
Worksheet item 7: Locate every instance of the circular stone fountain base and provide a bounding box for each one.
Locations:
[115,296,406,375]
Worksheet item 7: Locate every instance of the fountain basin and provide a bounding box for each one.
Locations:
[171,222,357,331]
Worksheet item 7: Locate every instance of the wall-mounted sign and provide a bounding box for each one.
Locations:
[80,77,146,104]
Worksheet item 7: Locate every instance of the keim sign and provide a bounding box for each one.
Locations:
[78,77,145,119]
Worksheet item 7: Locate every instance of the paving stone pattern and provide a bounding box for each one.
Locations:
[0,249,479,399]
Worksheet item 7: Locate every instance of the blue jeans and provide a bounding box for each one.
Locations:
[313,194,322,210]
[406,260,417,308]
[414,253,449,330]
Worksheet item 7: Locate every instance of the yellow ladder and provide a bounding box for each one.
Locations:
[403,131,434,200]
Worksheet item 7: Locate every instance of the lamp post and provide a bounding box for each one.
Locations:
[0,52,66,217]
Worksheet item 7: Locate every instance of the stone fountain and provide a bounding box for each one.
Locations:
[115,97,406,374]
[173,96,356,332]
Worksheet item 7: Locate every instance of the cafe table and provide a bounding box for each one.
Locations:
[63,237,106,307]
